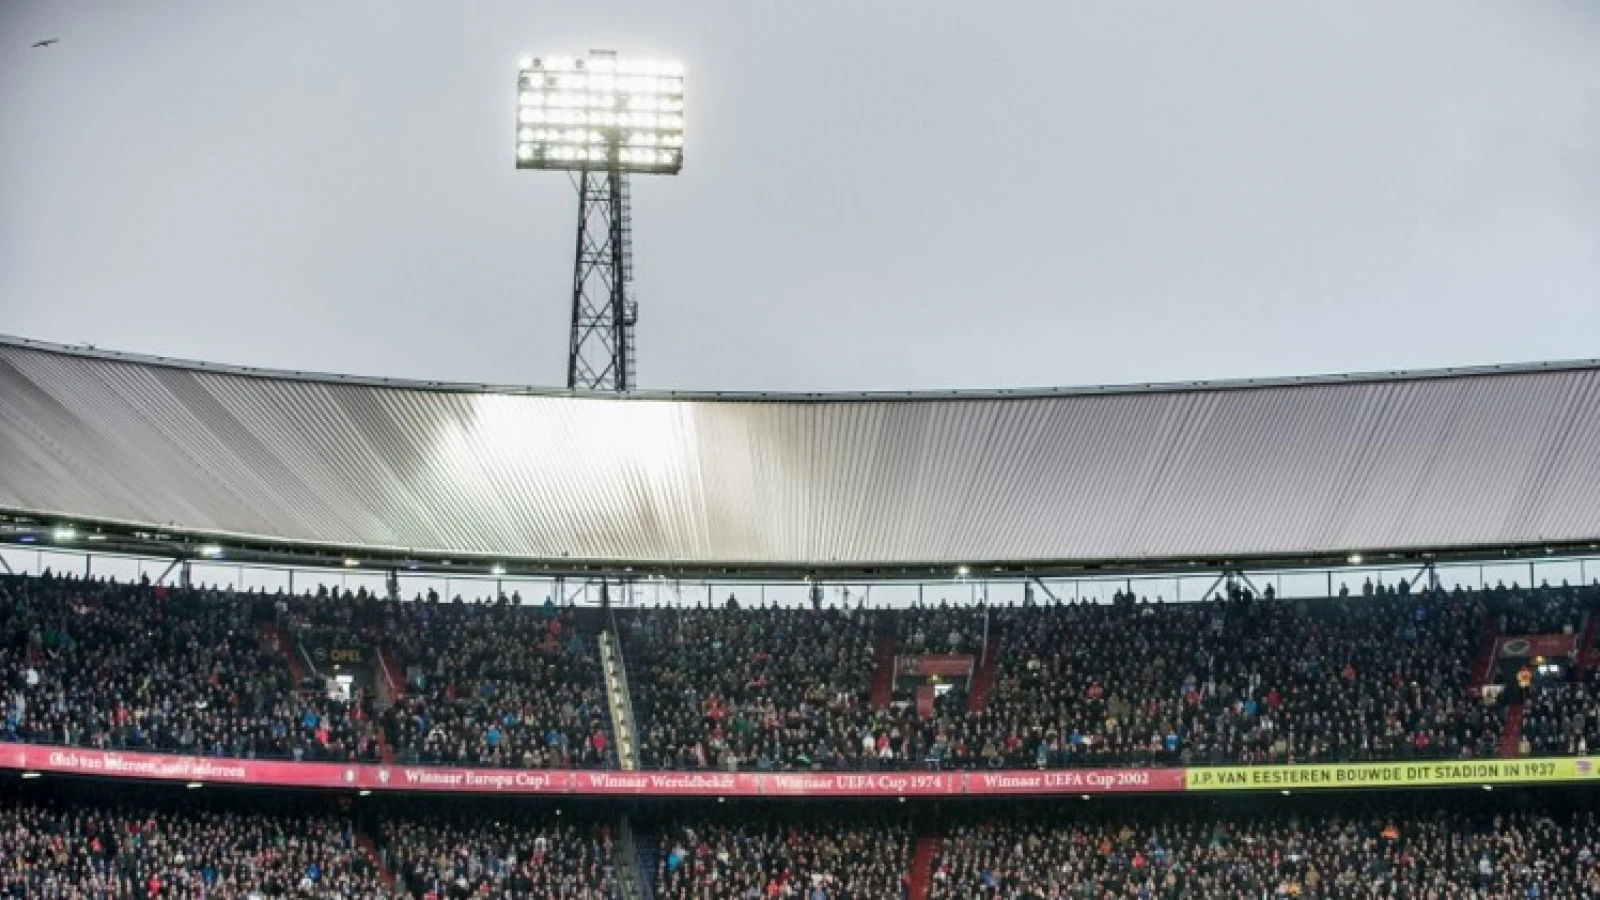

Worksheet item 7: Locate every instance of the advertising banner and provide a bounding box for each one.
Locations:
[3,745,361,789]
[6,744,1591,797]
[1186,758,1598,791]
[899,655,975,677]
[965,768,1187,794]
[1498,635,1577,659]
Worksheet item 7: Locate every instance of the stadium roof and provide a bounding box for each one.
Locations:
[3,334,1600,579]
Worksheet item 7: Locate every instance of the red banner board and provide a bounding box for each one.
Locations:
[898,654,975,677]
[0,744,1181,796]
[1498,634,1577,659]
[964,768,1188,794]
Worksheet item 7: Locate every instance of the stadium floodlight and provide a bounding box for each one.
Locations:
[199,543,224,558]
[514,53,684,174]
[52,525,76,542]
[516,48,685,392]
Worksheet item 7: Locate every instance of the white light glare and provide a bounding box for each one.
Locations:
[199,544,223,558]
[343,557,360,568]
[1347,553,1363,565]
[52,526,76,542]
[491,564,507,576]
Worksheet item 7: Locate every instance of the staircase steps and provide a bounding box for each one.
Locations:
[354,830,396,891]
[259,622,306,687]
[1469,617,1501,692]
[1498,704,1526,758]
[870,634,898,711]
[909,832,940,900]
[967,636,1002,713]
[1576,612,1600,677]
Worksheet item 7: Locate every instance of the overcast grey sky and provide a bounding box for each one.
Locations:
[2,1,1597,393]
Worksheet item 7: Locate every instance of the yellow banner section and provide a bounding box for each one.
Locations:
[1186,758,1598,792]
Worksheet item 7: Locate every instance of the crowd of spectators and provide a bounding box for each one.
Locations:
[0,571,378,762]
[654,818,911,900]
[929,801,1600,898]
[622,605,882,771]
[381,811,616,898]
[0,789,384,897]
[949,585,1502,770]
[1520,670,1600,757]
[619,584,1511,773]
[380,594,614,769]
[1497,580,1598,638]
[7,568,1600,776]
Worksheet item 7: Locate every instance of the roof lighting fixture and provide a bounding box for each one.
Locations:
[52,526,76,542]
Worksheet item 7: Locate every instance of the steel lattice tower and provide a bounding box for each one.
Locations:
[515,50,683,394]
[568,170,637,391]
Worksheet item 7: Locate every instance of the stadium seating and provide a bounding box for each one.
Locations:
[378,597,614,769]
[0,571,379,762]
[928,799,1600,897]
[652,816,912,899]
[0,788,384,896]
[1520,671,1600,756]
[6,570,1600,776]
[381,809,616,898]
[969,587,1499,769]
[620,605,882,770]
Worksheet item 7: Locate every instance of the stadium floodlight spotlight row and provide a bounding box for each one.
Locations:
[515,50,684,174]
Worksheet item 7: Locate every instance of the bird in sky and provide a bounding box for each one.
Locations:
[32,38,60,48]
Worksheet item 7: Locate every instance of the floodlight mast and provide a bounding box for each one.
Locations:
[515,49,684,392]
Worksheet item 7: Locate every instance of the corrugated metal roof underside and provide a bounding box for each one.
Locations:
[1,341,1598,565]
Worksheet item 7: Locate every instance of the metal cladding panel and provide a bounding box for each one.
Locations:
[2,339,1600,566]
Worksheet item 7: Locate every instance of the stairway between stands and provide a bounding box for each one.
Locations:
[355,830,397,891]
[908,831,940,900]
[870,634,897,711]
[1468,616,1501,693]
[1577,611,1600,677]
[1498,704,1525,759]
[259,622,306,687]
[967,636,1002,713]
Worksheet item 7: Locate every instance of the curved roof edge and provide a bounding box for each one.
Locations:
[6,333,1600,575]
[6,333,1599,403]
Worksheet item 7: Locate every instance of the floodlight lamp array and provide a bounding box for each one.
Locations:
[514,53,684,173]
